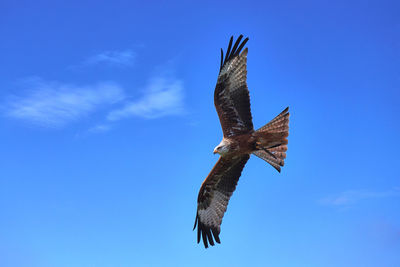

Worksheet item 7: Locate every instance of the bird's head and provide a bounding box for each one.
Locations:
[213,139,230,155]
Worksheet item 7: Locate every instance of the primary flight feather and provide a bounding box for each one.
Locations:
[193,35,290,248]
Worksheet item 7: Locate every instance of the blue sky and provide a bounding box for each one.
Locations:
[0,0,399,266]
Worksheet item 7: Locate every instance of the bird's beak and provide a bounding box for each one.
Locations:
[213,149,217,154]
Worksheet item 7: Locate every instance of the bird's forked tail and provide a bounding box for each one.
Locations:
[252,107,289,172]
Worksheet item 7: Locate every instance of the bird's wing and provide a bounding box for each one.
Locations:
[193,154,250,248]
[214,35,253,137]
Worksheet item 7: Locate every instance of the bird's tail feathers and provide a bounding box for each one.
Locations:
[252,107,289,172]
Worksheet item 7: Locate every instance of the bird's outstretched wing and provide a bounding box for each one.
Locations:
[193,155,250,248]
[214,35,253,137]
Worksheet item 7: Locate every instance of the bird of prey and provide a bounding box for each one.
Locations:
[193,35,290,248]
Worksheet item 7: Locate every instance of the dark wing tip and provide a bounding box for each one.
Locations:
[211,228,221,244]
[194,214,220,248]
[219,35,249,72]
[201,226,208,248]
[225,36,234,62]
[193,214,198,231]
[233,37,249,58]
[220,48,224,71]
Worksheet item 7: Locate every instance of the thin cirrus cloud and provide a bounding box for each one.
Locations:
[5,78,125,128]
[87,124,112,133]
[4,48,185,130]
[107,76,184,121]
[83,50,135,67]
[319,187,400,207]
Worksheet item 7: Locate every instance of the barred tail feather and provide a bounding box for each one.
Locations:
[252,107,289,172]
[258,107,289,133]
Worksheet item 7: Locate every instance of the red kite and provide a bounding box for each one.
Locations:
[193,35,290,248]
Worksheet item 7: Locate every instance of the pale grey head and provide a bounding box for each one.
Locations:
[213,139,230,155]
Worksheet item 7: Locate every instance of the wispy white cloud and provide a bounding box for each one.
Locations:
[319,188,400,207]
[107,76,184,120]
[5,78,124,128]
[83,50,135,67]
[87,124,112,134]
[74,123,113,139]
[5,56,185,131]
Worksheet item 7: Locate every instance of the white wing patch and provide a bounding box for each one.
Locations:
[198,191,230,231]
[217,50,249,136]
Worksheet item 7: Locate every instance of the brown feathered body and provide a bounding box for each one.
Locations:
[193,35,290,248]
[213,107,289,170]
[215,134,256,156]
